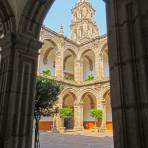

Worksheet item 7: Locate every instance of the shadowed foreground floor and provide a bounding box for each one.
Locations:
[32,130,113,148]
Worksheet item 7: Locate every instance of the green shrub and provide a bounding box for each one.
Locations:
[59,107,73,119]
[89,108,103,120]
[86,74,95,81]
[42,69,51,76]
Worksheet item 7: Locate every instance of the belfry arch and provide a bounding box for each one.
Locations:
[0,0,148,148]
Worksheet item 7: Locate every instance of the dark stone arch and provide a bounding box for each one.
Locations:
[0,0,16,34]
[19,0,55,39]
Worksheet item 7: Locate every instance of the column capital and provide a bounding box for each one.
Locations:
[0,32,42,53]
[100,99,106,105]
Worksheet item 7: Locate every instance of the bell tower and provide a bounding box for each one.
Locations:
[70,0,99,43]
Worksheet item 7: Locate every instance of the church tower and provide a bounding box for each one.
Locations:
[70,0,99,43]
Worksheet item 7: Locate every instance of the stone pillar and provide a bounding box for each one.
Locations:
[0,33,41,148]
[101,99,107,130]
[105,0,148,148]
[95,50,103,80]
[74,59,82,83]
[55,51,63,80]
[74,102,84,130]
[98,54,104,80]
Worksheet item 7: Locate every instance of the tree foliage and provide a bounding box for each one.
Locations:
[34,76,63,116]
[89,108,103,120]
[59,107,73,119]
[34,75,63,148]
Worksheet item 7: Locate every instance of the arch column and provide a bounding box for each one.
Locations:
[95,49,102,80]
[98,54,104,80]
[74,59,82,83]
[0,33,41,148]
[55,51,63,80]
[74,102,84,130]
[101,99,107,130]
[106,0,148,148]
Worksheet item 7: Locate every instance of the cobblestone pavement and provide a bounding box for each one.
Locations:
[33,130,114,148]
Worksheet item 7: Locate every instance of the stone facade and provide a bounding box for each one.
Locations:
[38,0,111,131]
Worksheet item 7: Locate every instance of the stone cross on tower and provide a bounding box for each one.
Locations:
[70,0,99,43]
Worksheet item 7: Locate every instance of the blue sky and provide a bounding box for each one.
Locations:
[43,0,106,37]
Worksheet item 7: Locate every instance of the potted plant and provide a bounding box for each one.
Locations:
[89,108,103,132]
[58,107,73,133]
[85,74,95,81]
[42,69,51,76]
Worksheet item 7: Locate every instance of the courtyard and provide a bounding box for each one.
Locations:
[33,130,113,148]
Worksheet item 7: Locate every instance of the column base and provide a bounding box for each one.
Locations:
[74,126,84,131]
[99,124,107,133]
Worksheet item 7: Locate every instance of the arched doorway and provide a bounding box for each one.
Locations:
[82,92,97,129]
[62,92,76,129]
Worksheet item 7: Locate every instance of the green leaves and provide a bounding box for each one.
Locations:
[59,107,73,119]
[89,108,103,120]
[34,76,63,117]
[86,74,95,81]
[42,69,51,76]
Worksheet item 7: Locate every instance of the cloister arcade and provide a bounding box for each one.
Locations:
[0,0,148,148]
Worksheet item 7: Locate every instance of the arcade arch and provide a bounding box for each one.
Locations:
[81,49,96,81]
[103,90,112,130]
[0,1,147,148]
[63,49,76,81]
[62,92,76,129]
[81,92,97,129]
[39,39,57,76]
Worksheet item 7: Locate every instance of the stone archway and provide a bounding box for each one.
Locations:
[39,39,57,76]
[62,92,76,129]
[63,49,76,81]
[103,90,112,130]
[80,49,96,81]
[81,92,97,129]
[0,1,148,148]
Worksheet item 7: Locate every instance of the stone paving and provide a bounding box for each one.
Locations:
[33,130,114,148]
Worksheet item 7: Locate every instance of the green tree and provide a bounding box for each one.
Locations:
[89,108,103,127]
[34,75,63,148]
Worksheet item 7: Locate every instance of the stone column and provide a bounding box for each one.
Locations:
[105,1,148,148]
[0,33,42,148]
[98,54,104,80]
[74,59,82,83]
[95,49,102,80]
[74,102,84,130]
[101,99,107,130]
[55,51,63,80]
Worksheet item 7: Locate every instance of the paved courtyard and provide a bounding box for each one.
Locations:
[33,130,114,148]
